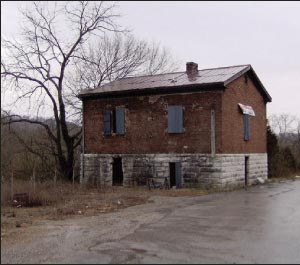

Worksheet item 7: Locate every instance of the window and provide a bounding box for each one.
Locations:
[115,108,125,135]
[168,105,183,133]
[103,107,125,136]
[238,103,254,141]
[243,114,250,141]
[103,110,111,136]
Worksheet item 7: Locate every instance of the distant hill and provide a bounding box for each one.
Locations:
[1,113,82,180]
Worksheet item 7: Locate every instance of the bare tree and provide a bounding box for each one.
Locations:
[268,113,300,170]
[1,1,178,181]
[296,118,300,163]
[1,1,121,180]
[76,35,177,88]
[65,34,178,121]
[268,113,297,136]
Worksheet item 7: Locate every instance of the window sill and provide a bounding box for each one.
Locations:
[103,133,125,137]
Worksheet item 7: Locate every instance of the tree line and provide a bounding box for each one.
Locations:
[267,114,300,178]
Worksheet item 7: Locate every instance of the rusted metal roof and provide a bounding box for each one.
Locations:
[79,64,272,102]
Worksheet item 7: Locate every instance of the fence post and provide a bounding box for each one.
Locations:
[72,163,75,193]
[54,167,57,187]
[11,169,14,201]
[33,165,36,193]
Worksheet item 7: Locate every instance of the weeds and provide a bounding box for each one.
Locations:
[1,180,80,207]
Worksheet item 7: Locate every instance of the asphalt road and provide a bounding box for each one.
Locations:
[2,180,300,264]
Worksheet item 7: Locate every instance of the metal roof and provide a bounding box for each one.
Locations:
[78,64,272,102]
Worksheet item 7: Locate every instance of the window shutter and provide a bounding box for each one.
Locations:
[247,115,250,140]
[168,106,175,133]
[168,105,183,133]
[244,114,250,141]
[103,110,111,135]
[116,108,125,135]
[175,162,182,189]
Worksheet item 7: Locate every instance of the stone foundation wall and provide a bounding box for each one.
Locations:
[218,154,268,189]
[81,153,268,189]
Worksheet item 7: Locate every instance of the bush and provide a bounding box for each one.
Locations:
[267,125,298,178]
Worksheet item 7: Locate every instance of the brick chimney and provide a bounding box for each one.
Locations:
[186,62,198,77]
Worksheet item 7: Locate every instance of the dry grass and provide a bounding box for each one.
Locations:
[1,180,64,207]
[268,174,300,183]
[1,179,209,243]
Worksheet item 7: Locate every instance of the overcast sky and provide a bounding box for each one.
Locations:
[1,1,300,116]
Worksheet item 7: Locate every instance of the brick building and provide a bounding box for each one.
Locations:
[79,63,272,189]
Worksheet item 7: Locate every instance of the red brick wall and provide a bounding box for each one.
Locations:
[83,91,223,154]
[221,74,267,153]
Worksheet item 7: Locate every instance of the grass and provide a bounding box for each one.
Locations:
[1,179,210,244]
[268,174,300,183]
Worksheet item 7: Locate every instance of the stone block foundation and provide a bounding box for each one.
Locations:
[80,153,268,189]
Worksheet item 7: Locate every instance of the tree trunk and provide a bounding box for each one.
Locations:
[56,141,74,181]
[59,158,74,181]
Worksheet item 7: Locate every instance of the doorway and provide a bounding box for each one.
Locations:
[112,157,123,186]
[169,162,182,189]
[245,156,249,188]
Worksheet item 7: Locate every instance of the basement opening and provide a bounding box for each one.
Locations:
[169,162,182,189]
[112,157,123,186]
[245,156,249,188]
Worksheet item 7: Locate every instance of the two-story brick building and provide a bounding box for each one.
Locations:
[78,62,272,189]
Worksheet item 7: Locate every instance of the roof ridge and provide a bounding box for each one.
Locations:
[115,64,251,81]
[199,64,251,71]
[115,70,185,81]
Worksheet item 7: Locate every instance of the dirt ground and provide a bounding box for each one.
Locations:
[1,186,208,246]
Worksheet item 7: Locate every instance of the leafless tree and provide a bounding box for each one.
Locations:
[1,1,178,181]
[268,113,300,168]
[268,113,297,136]
[296,118,300,161]
[65,34,179,122]
[1,1,122,180]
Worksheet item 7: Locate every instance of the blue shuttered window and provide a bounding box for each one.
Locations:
[116,108,125,135]
[103,107,125,136]
[168,105,183,133]
[103,110,111,135]
[243,114,250,141]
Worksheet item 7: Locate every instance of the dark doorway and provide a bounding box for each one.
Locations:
[113,157,123,186]
[245,156,249,188]
[169,162,182,189]
[170,163,176,188]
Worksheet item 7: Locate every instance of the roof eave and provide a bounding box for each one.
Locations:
[248,66,272,102]
[78,82,225,100]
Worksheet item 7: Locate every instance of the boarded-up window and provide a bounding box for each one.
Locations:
[103,110,111,135]
[116,108,125,135]
[168,105,183,133]
[244,114,250,141]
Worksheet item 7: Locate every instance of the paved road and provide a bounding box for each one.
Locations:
[2,180,300,264]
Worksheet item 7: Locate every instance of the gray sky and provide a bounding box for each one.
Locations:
[1,1,300,116]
